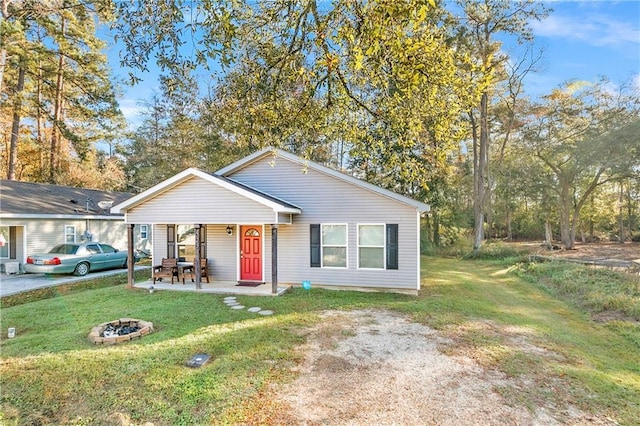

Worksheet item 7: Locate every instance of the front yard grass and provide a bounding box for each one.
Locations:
[1,257,639,425]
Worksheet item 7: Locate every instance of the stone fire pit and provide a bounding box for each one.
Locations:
[88,318,153,345]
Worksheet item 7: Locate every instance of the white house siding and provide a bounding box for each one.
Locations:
[151,224,168,261]
[0,218,128,268]
[126,177,276,225]
[227,156,421,290]
[0,221,25,267]
[152,224,267,282]
[207,224,237,281]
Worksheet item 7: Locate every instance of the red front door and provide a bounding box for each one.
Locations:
[240,226,262,281]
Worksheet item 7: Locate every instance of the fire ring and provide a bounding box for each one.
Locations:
[88,318,154,345]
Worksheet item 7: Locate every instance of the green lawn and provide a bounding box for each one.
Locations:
[1,257,639,425]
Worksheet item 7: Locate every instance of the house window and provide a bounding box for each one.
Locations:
[176,225,196,260]
[358,224,385,269]
[0,226,9,259]
[140,225,148,239]
[65,225,76,243]
[321,224,347,268]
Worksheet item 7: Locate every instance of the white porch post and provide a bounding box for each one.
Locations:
[271,224,278,294]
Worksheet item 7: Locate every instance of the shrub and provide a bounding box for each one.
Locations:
[463,240,527,261]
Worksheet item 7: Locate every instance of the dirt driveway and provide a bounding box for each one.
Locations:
[269,310,616,426]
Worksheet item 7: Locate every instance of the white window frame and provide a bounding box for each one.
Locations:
[65,225,76,243]
[0,226,9,259]
[321,223,348,268]
[357,224,386,270]
[176,224,196,261]
[140,224,148,239]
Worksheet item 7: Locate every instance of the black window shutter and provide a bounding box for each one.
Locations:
[199,225,207,259]
[9,227,16,259]
[167,225,176,259]
[310,224,321,267]
[386,224,398,270]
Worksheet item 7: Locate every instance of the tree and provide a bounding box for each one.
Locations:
[454,0,549,252]
[519,80,640,249]
[1,0,125,187]
[112,0,485,226]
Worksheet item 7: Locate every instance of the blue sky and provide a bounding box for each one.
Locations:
[109,0,640,126]
[525,0,640,97]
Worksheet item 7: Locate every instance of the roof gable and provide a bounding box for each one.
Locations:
[217,148,430,213]
[112,168,302,214]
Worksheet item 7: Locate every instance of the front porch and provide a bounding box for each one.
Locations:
[134,279,292,296]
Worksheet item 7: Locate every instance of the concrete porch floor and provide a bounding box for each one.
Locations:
[133,279,291,296]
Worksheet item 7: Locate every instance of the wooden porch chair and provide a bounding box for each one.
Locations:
[183,258,210,284]
[153,258,179,284]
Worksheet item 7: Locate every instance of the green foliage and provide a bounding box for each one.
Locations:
[0,269,150,308]
[515,261,640,323]
[463,240,528,260]
[422,225,472,256]
[515,82,640,249]
[418,258,640,425]
[1,0,125,186]
[2,258,640,424]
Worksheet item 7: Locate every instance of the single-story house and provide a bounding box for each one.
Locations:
[112,148,430,293]
[0,180,149,273]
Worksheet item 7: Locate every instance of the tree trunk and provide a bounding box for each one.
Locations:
[433,210,440,246]
[0,0,9,95]
[558,183,573,249]
[473,92,489,252]
[544,220,553,249]
[618,181,624,243]
[569,208,580,249]
[626,182,633,239]
[36,60,45,181]
[50,49,65,183]
[0,44,6,96]
[7,64,25,180]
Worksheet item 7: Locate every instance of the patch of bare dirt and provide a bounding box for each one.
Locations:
[271,309,617,426]
[522,241,639,262]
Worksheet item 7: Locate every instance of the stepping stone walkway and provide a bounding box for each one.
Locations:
[221,297,273,315]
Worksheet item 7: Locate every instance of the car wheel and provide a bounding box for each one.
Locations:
[74,262,90,276]
[121,258,128,268]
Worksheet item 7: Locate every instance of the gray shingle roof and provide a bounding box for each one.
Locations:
[207,172,303,211]
[0,180,133,216]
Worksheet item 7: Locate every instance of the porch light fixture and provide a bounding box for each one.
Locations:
[226,225,233,236]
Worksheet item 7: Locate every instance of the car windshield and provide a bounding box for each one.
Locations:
[49,244,79,255]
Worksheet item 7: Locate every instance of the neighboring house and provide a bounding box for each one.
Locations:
[0,180,150,273]
[112,148,430,293]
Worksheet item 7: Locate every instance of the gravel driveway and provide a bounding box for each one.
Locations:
[269,309,617,425]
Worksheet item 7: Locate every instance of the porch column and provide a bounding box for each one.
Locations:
[194,224,202,290]
[271,224,278,294]
[127,224,135,289]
